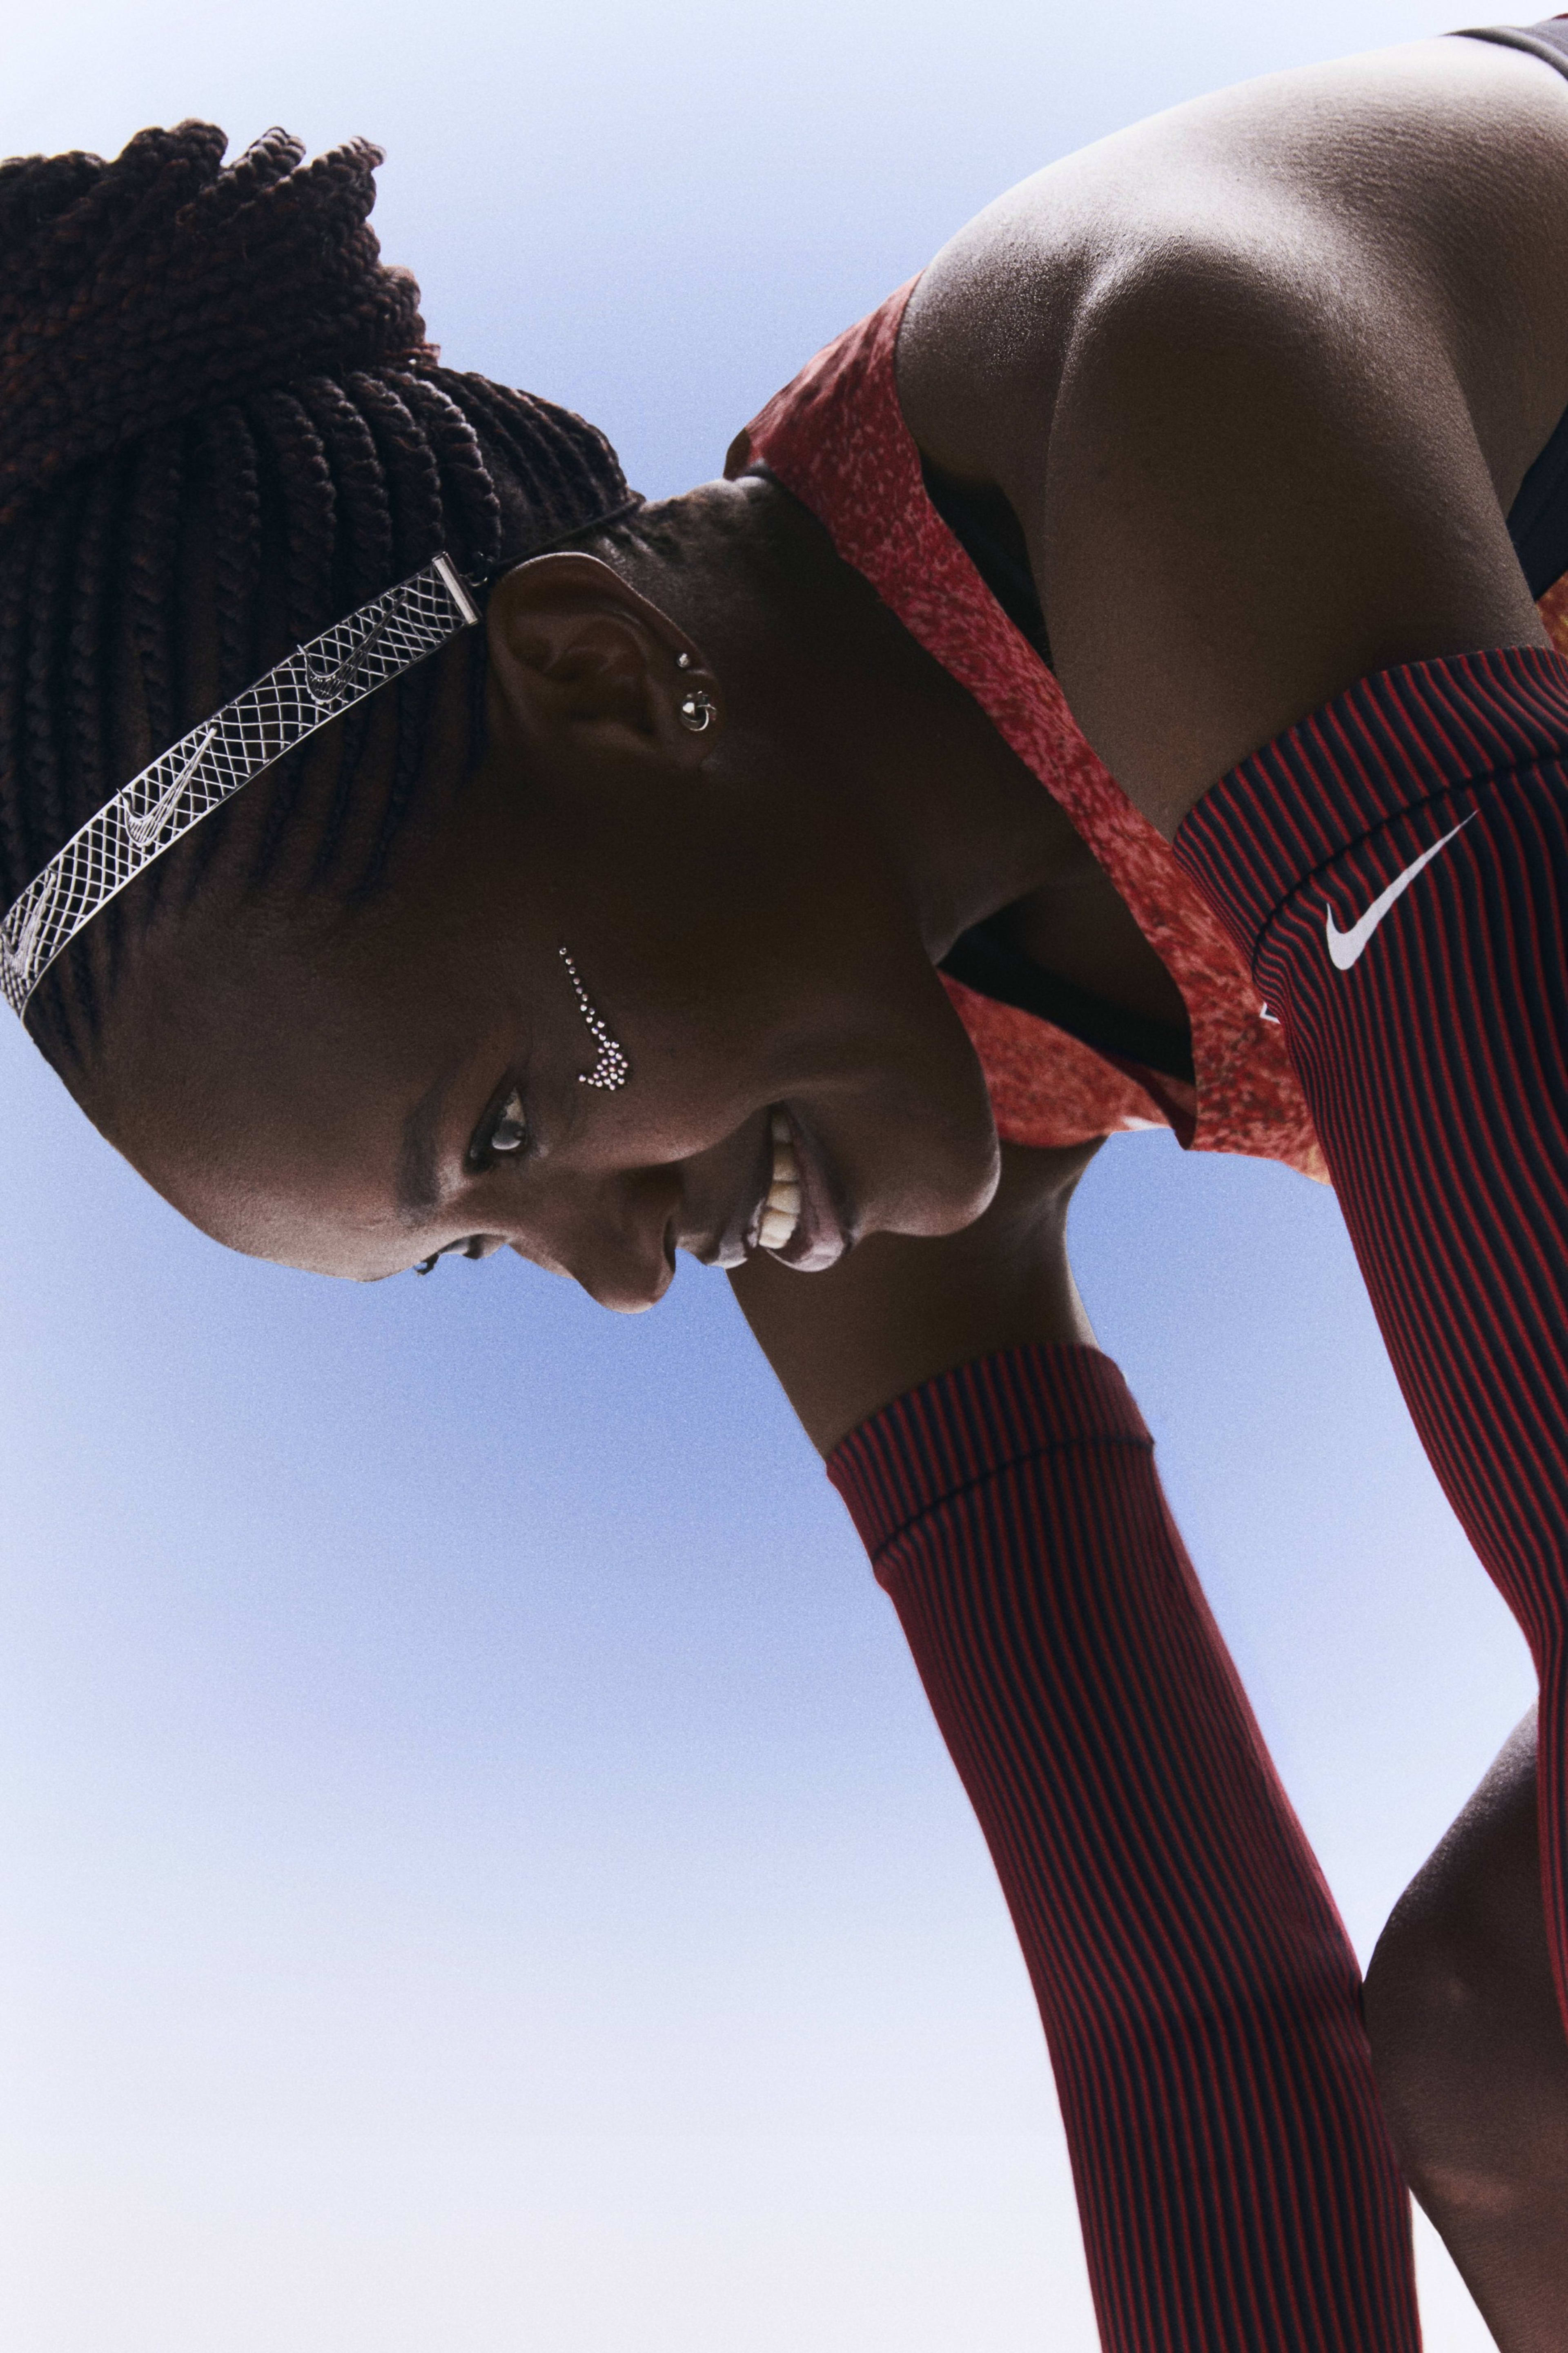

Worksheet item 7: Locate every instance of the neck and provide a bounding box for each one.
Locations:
[633,473,1078,957]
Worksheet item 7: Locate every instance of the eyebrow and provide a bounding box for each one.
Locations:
[396,1066,457,1220]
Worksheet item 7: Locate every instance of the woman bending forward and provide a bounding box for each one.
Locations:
[8,21,1568,2349]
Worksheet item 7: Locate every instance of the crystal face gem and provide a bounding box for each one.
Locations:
[559,948,630,1091]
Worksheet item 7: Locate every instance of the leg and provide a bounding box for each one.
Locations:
[1368,1706,1568,2353]
[1174,649,1568,2042]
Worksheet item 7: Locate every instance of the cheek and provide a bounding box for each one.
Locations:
[566,1045,754,1170]
[561,886,998,1231]
[680,951,1000,1240]
[823,992,1001,1239]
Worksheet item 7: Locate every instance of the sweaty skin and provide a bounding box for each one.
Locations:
[83,41,1568,2332]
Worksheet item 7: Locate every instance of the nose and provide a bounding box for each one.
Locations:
[508,1167,679,1315]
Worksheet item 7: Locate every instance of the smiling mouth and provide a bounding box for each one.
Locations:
[692,1106,849,1273]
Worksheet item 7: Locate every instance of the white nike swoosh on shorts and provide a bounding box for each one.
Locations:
[1324,816,1476,971]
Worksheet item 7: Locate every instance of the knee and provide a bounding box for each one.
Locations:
[1365,1709,1568,2221]
[1365,1882,1507,2211]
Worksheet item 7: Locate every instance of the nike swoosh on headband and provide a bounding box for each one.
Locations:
[1324,816,1476,971]
[0,552,481,1020]
[122,724,216,853]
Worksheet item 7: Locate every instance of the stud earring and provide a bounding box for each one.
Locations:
[678,688,716,734]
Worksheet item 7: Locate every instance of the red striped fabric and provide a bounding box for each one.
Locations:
[1175,643,1568,2035]
[829,1345,1419,2351]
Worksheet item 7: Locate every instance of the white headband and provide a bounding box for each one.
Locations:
[0,551,480,1018]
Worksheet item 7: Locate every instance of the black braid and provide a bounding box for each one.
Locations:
[371,372,501,883]
[124,427,185,766]
[172,406,261,903]
[0,120,636,1091]
[300,376,394,604]
[66,461,119,816]
[251,388,338,642]
[0,517,38,896]
[397,373,503,571]
[201,404,261,703]
[294,376,394,877]
[22,476,85,861]
[238,388,341,888]
[345,372,444,572]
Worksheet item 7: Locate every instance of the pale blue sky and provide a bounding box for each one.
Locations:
[0,4,1532,2346]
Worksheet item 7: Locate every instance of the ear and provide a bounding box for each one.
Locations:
[483,553,720,770]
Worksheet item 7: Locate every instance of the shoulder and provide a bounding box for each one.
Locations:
[902,33,1568,452]
[903,37,1568,828]
[1040,219,1539,828]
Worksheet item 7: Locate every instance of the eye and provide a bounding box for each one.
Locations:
[482,1088,529,1158]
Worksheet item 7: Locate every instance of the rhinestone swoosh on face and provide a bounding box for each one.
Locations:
[559,948,630,1091]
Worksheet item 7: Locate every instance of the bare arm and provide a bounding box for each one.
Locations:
[728,1139,1100,1453]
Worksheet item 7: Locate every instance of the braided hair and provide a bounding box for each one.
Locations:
[0,121,636,1086]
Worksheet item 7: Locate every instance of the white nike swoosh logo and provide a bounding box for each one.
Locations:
[123,725,216,853]
[4,860,65,982]
[1324,816,1474,971]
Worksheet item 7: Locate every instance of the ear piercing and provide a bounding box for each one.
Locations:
[675,649,715,732]
[560,947,630,1090]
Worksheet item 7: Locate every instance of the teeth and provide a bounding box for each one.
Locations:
[757,1112,803,1251]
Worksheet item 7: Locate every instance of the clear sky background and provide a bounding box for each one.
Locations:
[0,3,1537,2347]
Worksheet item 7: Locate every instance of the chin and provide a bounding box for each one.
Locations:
[894,1146,1001,1239]
[865,1097,1002,1245]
